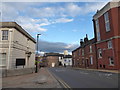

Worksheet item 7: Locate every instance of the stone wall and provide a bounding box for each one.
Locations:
[1,68,35,77]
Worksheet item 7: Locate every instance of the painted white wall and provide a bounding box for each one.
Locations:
[0,28,36,69]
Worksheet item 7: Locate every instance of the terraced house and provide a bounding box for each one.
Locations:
[72,1,120,70]
[0,22,36,71]
[72,35,97,69]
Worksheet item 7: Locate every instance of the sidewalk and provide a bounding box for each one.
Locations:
[72,67,119,74]
[2,68,62,88]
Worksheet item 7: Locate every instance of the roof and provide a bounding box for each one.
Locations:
[0,22,36,43]
[72,38,95,52]
[93,1,120,20]
[63,55,72,58]
[44,53,64,57]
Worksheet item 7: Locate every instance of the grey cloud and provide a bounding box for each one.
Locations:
[37,40,79,53]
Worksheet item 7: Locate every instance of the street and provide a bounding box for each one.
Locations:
[48,67,118,88]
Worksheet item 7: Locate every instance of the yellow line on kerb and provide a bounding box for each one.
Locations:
[47,69,71,89]
[58,78,71,89]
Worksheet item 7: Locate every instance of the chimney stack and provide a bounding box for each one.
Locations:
[84,34,88,43]
[80,39,83,46]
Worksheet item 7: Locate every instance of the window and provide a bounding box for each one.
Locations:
[0,53,6,66]
[98,49,102,58]
[82,49,84,56]
[108,41,112,49]
[90,56,93,65]
[104,12,110,32]
[95,19,101,41]
[2,30,8,40]
[90,45,92,53]
[100,64,102,68]
[109,57,114,65]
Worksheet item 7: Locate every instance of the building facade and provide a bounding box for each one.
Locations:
[93,1,120,70]
[59,55,72,67]
[43,53,60,67]
[72,35,97,69]
[72,1,120,70]
[0,22,36,70]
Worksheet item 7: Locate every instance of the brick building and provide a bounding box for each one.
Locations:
[72,1,120,70]
[93,1,120,70]
[43,53,62,67]
[72,35,97,69]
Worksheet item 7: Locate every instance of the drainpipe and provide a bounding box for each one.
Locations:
[92,19,98,69]
[7,29,13,69]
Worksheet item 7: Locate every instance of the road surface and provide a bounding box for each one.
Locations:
[48,67,118,88]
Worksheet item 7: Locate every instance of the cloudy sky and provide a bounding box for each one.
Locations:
[1,0,112,54]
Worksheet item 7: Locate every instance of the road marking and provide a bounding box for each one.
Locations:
[48,69,72,89]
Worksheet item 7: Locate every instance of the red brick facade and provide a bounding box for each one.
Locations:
[93,2,120,70]
[72,2,120,70]
[72,37,97,69]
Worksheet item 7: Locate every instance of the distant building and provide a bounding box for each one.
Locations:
[64,50,68,55]
[72,35,97,69]
[43,53,61,67]
[0,22,36,70]
[43,52,72,67]
[63,55,72,66]
[93,1,120,70]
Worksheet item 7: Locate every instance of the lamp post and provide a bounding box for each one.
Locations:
[35,34,41,73]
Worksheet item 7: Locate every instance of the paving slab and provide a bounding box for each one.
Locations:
[2,68,62,88]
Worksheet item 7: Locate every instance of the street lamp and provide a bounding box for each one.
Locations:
[35,34,41,73]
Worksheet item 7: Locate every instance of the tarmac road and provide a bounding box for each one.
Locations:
[48,67,119,88]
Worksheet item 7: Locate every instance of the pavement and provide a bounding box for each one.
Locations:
[2,68,62,88]
[72,67,120,74]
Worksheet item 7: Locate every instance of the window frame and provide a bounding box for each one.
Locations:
[108,40,112,49]
[90,45,92,53]
[98,49,102,58]
[104,12,110,32]
[82,49,84,56]
[2,30,9,40]
[109,57,114,66]
[90,56,93,65]
[95,19,101,41]
[0,53,6,66]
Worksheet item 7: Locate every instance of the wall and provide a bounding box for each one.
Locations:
[0,27,36,69]
[47,56,59,67]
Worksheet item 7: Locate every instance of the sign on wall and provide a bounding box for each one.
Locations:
[16,58,25,66]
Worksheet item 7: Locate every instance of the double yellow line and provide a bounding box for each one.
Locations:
[47,69,72,89]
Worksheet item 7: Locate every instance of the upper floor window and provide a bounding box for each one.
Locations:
[2,30,8,40]
[98,49,102,58]
[90,45,92,53]
[82,49,84,56]
[108,40,112,49]
[104,12,110,32]
[95,19,101,41]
